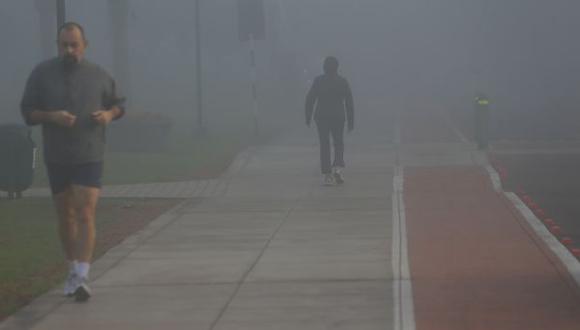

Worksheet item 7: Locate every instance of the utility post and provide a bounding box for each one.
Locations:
[34,0,57,58]
[194,0,205,136]
[238,0,266,137]
[249,33,259,136]
[108,0,131,109]
[56,0,66,31]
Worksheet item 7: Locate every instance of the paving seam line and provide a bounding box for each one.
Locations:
[216,147,255,198]
[392,166,416,330]
[89,199,192,281]
[0,295,66,330]
[92,278,392,289]
[207,200,298,330]
[484,165,580,289]
[0,146,257,329]
[0,198,191,330]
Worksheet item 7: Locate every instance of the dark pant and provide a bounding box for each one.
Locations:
[316,119,345,174]
[46,162,103,195]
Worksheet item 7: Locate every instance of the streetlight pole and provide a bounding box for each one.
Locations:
[108,0,131,108]
[249,33,259,136]
[56,0,66,31]
[194,0,205,135]
[238,0,266,137]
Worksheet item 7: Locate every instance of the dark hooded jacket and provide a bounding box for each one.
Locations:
[305,58,354,128]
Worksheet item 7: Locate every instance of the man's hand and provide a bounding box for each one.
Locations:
[48,110,77,127]
[91,110,114,126]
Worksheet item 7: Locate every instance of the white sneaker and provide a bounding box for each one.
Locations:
[74,277,92,302]
[332,167,344,184]
[63,272,79,297]
[323,174,334,186]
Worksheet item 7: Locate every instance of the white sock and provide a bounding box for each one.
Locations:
[75,262,91,279]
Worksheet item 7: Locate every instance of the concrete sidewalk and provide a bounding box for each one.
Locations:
[1,124,404,330]
[8,115,574,330]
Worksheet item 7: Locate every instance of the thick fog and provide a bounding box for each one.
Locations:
[0,0,295,133]
[2,0,580,139]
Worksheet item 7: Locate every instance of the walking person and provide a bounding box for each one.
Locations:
[20,22,125,302]
[305,56,354,185]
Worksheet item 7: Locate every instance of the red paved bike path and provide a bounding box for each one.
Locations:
[404,166,580,330]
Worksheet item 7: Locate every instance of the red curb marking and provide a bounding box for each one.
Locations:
[561,237,573,247]
[544,218,556,226]
[550,225,562,236]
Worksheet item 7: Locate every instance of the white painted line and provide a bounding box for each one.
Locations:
[392,166,416,330]
[505,192,580,287]
[485,165,580,287]
[392,192,402,330]
[484,165,503,192]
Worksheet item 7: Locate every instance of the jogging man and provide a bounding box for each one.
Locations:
[305,56,354,185]
[20,22,125,302]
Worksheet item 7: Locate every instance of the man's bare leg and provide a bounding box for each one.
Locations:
[54,187,82,297]
[54,187,78,263]
[71,184,100,264]
[54,184,100,301]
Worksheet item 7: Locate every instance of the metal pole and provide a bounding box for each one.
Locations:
[108,0,131,108]
[56,0,66,31]
[194,0,204,135]
[250,33,259,136]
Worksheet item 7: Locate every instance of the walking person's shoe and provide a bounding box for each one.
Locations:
[73,277,92,302]
[323,173,335,186]
[63,272,79,297]
[332,167,344,184]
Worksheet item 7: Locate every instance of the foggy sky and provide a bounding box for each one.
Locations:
[2,0,580,138]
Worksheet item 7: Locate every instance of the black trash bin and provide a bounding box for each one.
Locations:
[0,124,37,199]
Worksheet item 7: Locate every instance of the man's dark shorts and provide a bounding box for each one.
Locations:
[46,162,103,195]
